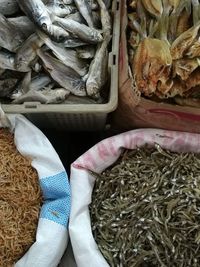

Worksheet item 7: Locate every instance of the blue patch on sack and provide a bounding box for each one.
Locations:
[39,171,71,227]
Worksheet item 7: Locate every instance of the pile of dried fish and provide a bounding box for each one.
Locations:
[90,145,200,266]
[0,0,112,104]
[128,0,200,107]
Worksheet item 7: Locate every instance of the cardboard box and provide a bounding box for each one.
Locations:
[113,0,200,133]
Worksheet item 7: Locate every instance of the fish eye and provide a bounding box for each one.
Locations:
[59,4,65,8]
[41,23,47,30]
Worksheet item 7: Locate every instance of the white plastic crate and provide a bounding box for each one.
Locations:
[2,1,120,131]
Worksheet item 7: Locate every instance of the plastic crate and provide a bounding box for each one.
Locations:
[2,1,120,131]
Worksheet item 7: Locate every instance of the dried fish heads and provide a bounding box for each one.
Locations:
[133,38,172,96]
[16,0,69,42]
[16,0,52,33]
[15,33,44,72]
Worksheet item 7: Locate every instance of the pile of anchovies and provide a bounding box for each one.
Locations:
[0,0,112,104]
[90,145,200,267]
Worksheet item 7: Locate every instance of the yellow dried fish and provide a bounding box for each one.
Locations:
[141,0,163,18]
[171,22,200,60]
[133,38,172,96]
[173,58,199,80]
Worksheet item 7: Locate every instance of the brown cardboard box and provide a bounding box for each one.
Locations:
[113,0,200,133]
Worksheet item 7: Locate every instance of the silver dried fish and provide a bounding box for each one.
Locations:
[37,49,86,96]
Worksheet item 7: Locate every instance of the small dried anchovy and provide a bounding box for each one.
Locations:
[90,145,200,267]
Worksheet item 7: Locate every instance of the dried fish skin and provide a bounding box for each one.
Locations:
[186,39,200,58]
[8,16,35,39]
[176,9,191,37]
[141,0,163,18]
[185,68,200,90]
[173,58,199,80]
[133,38,172,96]
[171,22,200,60]
[0,13,26,53]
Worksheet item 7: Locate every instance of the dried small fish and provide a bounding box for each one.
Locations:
[37,49,86,96]
[15,33,44,72]
[16,0,69,42]
[16,0,52,34]
[10,73,52,100]
[37,31,88,76]
[73,0,94,28]
[90,145,200,266]
[55,16,103,43]
[86,39,109,99]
